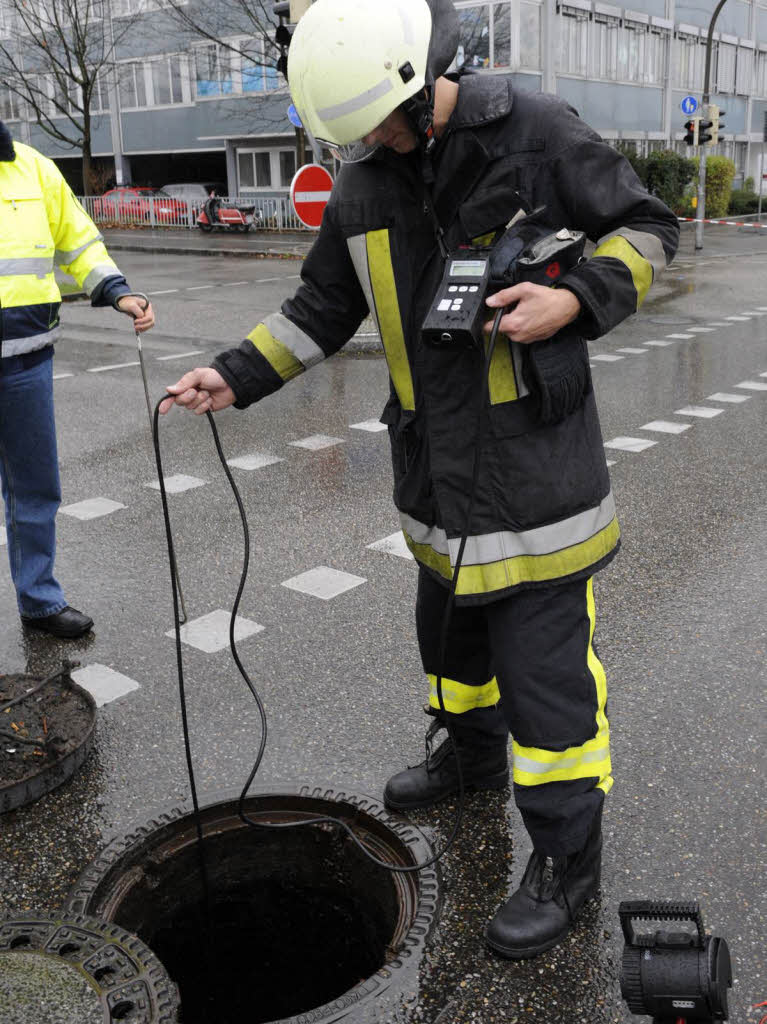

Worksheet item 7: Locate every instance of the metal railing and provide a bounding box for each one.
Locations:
[79,194,309,231]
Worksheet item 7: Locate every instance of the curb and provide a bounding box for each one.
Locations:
[105,243,306,260]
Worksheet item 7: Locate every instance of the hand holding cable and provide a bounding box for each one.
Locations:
[116,293,155,331]
[159,367,236,416]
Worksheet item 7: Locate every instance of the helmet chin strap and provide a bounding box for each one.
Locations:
[401,86,449,260]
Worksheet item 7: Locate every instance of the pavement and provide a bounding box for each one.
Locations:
[1,221,766,1024]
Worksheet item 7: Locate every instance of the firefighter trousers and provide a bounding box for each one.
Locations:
[416,567,612,856]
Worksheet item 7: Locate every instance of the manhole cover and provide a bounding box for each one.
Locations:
[0,668,96,813]
[643,315,695,325]
[67,786,441,1024]
[0,912,180,1023]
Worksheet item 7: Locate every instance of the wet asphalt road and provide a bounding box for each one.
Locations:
[1,224,765,1023]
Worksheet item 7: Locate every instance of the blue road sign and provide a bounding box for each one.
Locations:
[681,95,698,115]
[288,103,303,128]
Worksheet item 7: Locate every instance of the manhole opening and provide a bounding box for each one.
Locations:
[99,803,418,1024]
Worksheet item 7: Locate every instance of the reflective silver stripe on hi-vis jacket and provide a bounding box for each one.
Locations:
[0,257,54,279]
[2,327,61,356]
[55,234,104,266]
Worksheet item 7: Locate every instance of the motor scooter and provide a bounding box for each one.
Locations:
[197,197,261,233]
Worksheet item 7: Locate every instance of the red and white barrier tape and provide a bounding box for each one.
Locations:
[678,216,767,228]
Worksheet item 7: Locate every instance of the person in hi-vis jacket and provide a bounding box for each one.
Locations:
[0,120,154,638]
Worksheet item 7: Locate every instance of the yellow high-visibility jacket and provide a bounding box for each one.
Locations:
[0,140,122,358]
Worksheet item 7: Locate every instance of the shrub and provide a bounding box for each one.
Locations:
[702,155,736,218]
[728,188,759,216]
[645,150,697,214]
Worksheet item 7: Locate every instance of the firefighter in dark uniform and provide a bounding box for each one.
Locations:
[161,0,679,958]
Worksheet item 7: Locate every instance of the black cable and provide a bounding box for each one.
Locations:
[151,304,505,875]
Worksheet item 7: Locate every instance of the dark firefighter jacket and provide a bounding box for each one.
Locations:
[213,74,680,604]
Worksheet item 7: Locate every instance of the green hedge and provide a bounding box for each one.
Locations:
[617,146,696,215]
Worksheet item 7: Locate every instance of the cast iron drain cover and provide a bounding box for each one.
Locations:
[0,912,180,1023]
[643,315,695,325]
[0,669,96,813]
[67,785,442,1024]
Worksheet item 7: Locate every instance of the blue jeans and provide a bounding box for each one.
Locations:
[0,347,67,617]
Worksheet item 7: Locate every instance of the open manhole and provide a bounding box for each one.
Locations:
[67,787,441,1024]
[0,911,180,1023]
[0,668,96,813]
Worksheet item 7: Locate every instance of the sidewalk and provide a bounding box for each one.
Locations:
[100,226,314,260]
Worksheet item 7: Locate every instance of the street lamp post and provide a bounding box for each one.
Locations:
[696,0,729,250]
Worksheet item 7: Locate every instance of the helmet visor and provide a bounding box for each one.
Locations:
[314,137,381,164]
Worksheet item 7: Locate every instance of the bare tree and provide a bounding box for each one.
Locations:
[163,0,307,161]
[0,0,134,189]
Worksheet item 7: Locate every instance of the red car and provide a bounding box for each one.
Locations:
[93,186,188,224]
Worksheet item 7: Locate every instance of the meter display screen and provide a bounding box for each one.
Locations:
[450,260,486,277]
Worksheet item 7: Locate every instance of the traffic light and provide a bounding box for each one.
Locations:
[683,117,699,146]
[709,105,725,145]
[698,118,713,145]
[273,2,294,77]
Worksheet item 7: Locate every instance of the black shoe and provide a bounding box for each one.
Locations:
[384,711,509,811]
[21,606,94,639]
[485,808,602,959]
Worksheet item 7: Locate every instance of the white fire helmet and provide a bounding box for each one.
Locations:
[287,0,434,162]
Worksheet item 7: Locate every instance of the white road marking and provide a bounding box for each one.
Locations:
[222,281,249,287]
[617,347,649,355]
[255,275,303,284]
[367,532,414,560]
[166,609,264,653]
[282,566,367,600]
[149,289,179,295]
[725,315,750,321]
[742,310,766,316]
[707,392,749,403]
[735,380,767,391]
[289,434,345,450]
[665,333,695,339]
[60,497,125,520]
[590,354,624,362]
[675,405,724,418]
[350,419,388,432]
[687,327,715,333]
[644,340,674,347]
[227,453,284,471]
[707,322,731,327]
[87,361,140,373]
[641,421,691,434]
[604,437,657,453]
[53,372,74,380]
[606,460,616,466]
[72,664,140,707]
[187,284,213,291]
[156,350,204,361]
[145,474,207,494]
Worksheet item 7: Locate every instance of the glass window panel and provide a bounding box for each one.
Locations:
[279,150,296,186]
[241,57,263,92]
[520,2,540,68]
[493,3,510,68]
[456,5,490,69]
[152,60,171,105]
[118,65,136,108]
[196,44,219,97]
[238,151,254,189]
[255,152,272,186]
[169,55,183,103]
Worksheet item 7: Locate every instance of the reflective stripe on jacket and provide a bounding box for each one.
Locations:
[0,141,121,357]
[213,74,679,602]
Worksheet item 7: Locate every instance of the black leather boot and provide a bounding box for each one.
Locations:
[383,711,509,811]
[485,806,602,959]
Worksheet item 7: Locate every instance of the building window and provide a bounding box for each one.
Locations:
[736,45,754,95]
[716,42,736,93]
[237,150,275,191]
[240,38,280,92]
[279,150,296,187]
[520,2,541,69]
[757,48,767,97]
[118,62,147,108]
[675,34,704,91]
[195,43,233,97]
[557,7,589,77]
[456,4,491,69]
[150,53,185,105]
[0,85,21,120]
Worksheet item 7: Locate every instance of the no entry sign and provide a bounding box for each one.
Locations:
[290,163,334,229]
